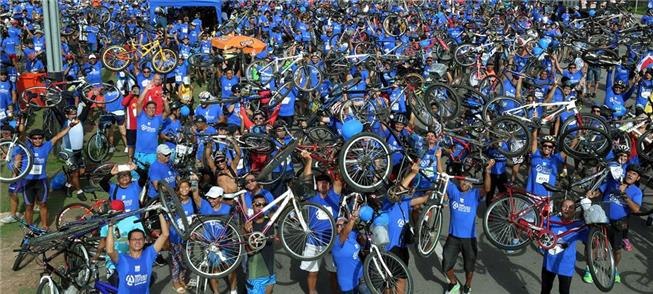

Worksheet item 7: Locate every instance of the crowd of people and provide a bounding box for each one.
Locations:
[1,0,653,294]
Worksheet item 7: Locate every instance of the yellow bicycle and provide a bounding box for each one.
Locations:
[101,38,178,74]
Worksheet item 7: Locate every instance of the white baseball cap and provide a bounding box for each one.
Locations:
[89,54,97,59]
[156,144,172,155]
[206,186,224,199]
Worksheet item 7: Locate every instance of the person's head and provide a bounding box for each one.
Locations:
[182,36,189,44]
[392,114,408,131]
[457,171,474,192]
[88,54,97,64]
[169,101,181,117]
[612,79,626,94]
[29,129,45,147]
[560,77,573,96]
[153,74,163,86]
[127,229,146,251]
[117,169,132,187]
[142,67,152,76]
[252,194,267,217]
[591,105,602,116]
[225,69,234,79]
[216,122,228,134]
[145,101,157,117]
[252,110,266,126]
[1,125,15,139]
[425,130,438,145]
[206,186,224,207]
[64,105,77,120]
[177,180,191,199]
[615,145,630,164]
[624,164,642,185]
[245,173,260,192]
[194,115,207,129]
[156,144,172,163]
[273,121,287,138]
[559,198,576,221]
[643,68,653,80]
[541,135,556,156]
[567,63,577,73]
[231,84,241,95]
[336,216,348,233]
[0,69,8,81]
[214,151,227,170]
[315,174,332,195]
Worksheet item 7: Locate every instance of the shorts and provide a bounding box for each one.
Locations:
[126,129,137,146]
[389,246,410,266]
[299,244,336,273]
[23,179,49,205]
[134,152,156,168]
[110,112,125,125]
[246,274,276,294]
[608,221,627,251]
[442,236,478,273]
[8,179,25,194]
[586,66,601,83]
[166,77,176,84]
[67,150,86,170]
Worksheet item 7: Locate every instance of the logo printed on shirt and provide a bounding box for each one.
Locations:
[135,265,140,272]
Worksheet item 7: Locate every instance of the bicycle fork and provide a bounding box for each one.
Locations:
[370,246,393,282]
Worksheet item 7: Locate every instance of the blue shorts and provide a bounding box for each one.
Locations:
[23,179,48,205]
[8,179,25,194]
[246,275,276,294]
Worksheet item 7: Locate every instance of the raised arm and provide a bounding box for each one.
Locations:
[105,223,119,264]
[152,213,169,253]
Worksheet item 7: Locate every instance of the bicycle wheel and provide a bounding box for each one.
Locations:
[559,126,611,160]
[0,139,33,183]
[81,82,122,104]
[406,88,440,129]
[101,45,131,72]
[478,75,503,98]
[482,96,526,122]
[636,129,653,163]
[363,251,413,294]
[382,14,407,37]
[257,139,297,181]
[159,182,190,238]
[56,203,93,229]
[240,133,275,154]
[582,48,620,67]
[490,116,531,157]
[152,48,178,74]
[454,44,477,67]
[338,132,391,192]
[416,203,443,258]
[246,60,274,85]
[468,69,487,88]
[21,86,62,108]
[65,242,91,287]
[183,217,244,279]
[423,83,461,121]
[36,279,61,294]
[86,133,111,163]
[586,225,615,292]
[560,113,609,134]
[267,81,294,108]
[12,238,30,271]
[293,64,322,92]
[483,193,538,250]
[279,203,336,261]
[305,126,339,145]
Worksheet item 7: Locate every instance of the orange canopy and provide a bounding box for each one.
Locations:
[211,35,267,54]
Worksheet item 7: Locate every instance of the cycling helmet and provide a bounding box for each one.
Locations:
[613,80,626,90]
[615,145,630,155]
[169,100,181,110]
[231,84,241,93]
[29,129,45,138]
[273,120,287,130]
[198,91,212,102]
[392,113,408,125]
[542,135,556,145]
[64,105,77,115]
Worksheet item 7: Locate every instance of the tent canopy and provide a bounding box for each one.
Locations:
[149,0,222,24]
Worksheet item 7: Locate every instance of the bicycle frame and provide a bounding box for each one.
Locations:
[232,186,309,235]
[502,99,582,126]
[131,39,164,58]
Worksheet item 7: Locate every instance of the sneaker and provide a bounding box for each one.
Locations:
[445,282,461,294]
[463,285,471,294]
[109,147,116,153]
[0,215,18,224]
[582,270,593,284]
[124,147,129,153]
[623,238,633,252]
[505,239,520,254]
[34,205,40,212]
[76,190,88,202]
[186,278,197,288]
[615,272,621,284]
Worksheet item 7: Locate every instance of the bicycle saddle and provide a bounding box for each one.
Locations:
[542,182,564,193]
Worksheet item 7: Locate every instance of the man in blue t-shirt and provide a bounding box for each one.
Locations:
[106,209,169,294]
[147,144,177,199]
[526,131,567,198]
[135,83,169,166]
[441,160,493,294]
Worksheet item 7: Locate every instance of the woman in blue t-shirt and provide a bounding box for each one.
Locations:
[168,180,197,293]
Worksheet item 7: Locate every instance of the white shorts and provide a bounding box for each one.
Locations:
[299,243,336,273]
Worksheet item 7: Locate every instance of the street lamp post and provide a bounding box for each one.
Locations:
[42,0,63,81]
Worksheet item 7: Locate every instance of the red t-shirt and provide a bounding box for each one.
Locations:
[142,85,164,115]
[122,94,139,130]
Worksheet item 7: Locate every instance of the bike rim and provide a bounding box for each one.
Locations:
[341,135,391,190]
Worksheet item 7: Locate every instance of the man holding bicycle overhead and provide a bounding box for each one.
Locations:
[106,208,169,294]
[586,164,642,284]
[134,83,170,166]
[526,131,567,199]
[442,160,494,294]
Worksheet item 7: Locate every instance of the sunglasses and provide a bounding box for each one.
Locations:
[216,159,226,164]
[162,153,171,157]
[246,179,257,183]
[254,116,265,121]
[253,202,266,207]
[143,71,151,73]
[542,144,554,149]
[31,136,44,140]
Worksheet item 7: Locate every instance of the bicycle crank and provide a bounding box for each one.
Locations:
[247,231,267,252]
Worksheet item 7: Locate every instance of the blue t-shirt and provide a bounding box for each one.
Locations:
[135,112,162,154]
[170,199,195,244]
[116,245,158,294]
[600,182,643,221]
[108,182,141,212]
[331,231,363,291]
[26,140,53,180]
[306,189,340,245]
[244,189,275,216]
[384,198,411,250]
[198,199,232,216]
[99,216,144,272]
[194,105,223,125]
[147,160,177,198]
[446,182,481,238]
[542,216,587,277]
[526,149,564,197]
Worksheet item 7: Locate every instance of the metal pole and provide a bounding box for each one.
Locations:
[42,0,63,81]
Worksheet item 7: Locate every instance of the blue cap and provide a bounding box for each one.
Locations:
[359,205,374,222]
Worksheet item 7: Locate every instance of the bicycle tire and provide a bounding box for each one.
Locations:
[454,44,477,67]
[483,193,538,250]
[36,279,61,294]
[491,116,531,157]
[246,59,273,84]
[482,96,526,122]
[278,203,336,261]
[406,88,440,129]
[338,132,391,192]
[159,182,189,239]
[586,225,615,292]
[256,140,298,182]
[636,129,653,163]
[559,126,611,160]
[363,251,413,294]
[81,82,122,104]
[65,242,91,287]
[267,81,294,109]
[305,126,339,145]
[293,64,322,92]
[559,113,609,135]
[582,48,620,67]
[415,203,443,258]
[240,133,276,154]
[12,238,30,271]
[382,14,407,37]
[183,216,244,279]
[101,45,131,72]
[86,133,111,163]
[478,74,504,98]
[423,83,461,121]
[21,86,62,108]
[152,48,178,74]
[0,139,34,183]
[56,203,93,230]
